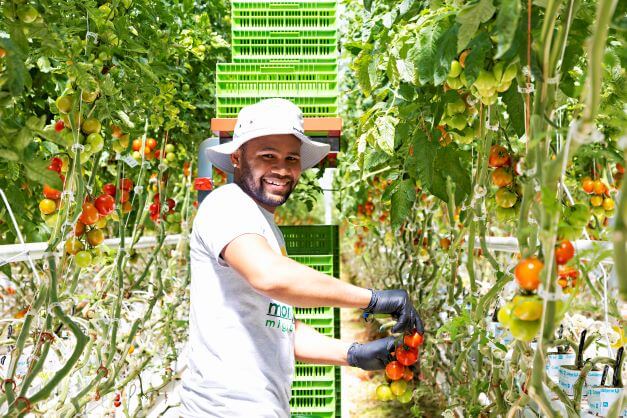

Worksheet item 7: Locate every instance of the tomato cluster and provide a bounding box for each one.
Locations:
[64,179,134,268]
[487,145,521,220]
[499,240,578,342]
[374,330,423,404]
[39,157,66,226]
[581,176,615,229]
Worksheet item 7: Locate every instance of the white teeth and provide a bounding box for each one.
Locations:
[265,179,288,186]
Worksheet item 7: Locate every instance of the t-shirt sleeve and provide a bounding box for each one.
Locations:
[194,187,267,266]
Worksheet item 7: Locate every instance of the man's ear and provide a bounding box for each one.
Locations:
[230,150,241,168]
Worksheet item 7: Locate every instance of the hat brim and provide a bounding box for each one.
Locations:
[205,129,330,173]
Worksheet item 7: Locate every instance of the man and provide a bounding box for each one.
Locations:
[179,98,423,417]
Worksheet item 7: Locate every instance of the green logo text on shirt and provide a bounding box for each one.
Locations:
[265,302,294,334]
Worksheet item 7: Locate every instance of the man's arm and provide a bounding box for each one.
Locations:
[294,321,351,366]
[222,233,372,308]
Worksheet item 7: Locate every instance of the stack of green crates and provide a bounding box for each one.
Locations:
[279,225,341,418]
[216,0,339,118]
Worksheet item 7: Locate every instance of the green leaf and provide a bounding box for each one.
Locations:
[408,132,470,204]
[0,149,20,161]
[434,25,459,85]
[431,146,471,204]
[502,79,526,137]
[23,159,62,188]
[414,19,450,85]
[373,115,398,155]
[15,126,32,152]
[391,179,416,227]
[463,32,492,85]
[494,0,521,59]
[0,37,31,97]
[364,150,390,170]
[353,51,373,97]
[456,0,496,52]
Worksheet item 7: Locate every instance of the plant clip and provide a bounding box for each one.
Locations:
[15,396,31,413]
[97,365,109,378]
[1,379,16,393]
[546,76,559,85]
[71,143,85,152]
[537,288,567,301]
[517,83,535,94]
[133,185,143,194]
[85,31,99,44]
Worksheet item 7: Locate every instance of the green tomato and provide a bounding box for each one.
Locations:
[446,97,466,115]
[446,76,463,90]
[56,95,74,114]
[474,70,497,90]
[397,388,413,404]
[112,140,125,154]
[17,5,38,23]
[497,302,514,326]
[460,72,470,88]
[375,384,393,401]
[87,133,104,153]
[165,143,175,153]
[74,250,92,268]
[495,189,518,208]
[492,62,505,82]
[166,152,176,162]
[166,213,176,223]
[173,212,182,222]
[503,62,518,82]
[82,117,101,135]
[43,213,59,228]
[511,295,543,321]
[509,318,540,342]
[496,206,517,222]
[390,380,408,396]
[448,60,462,78]
[557,224,582,241]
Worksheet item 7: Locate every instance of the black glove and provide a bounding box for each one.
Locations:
[347,336,396,370]
[364,289,424,334]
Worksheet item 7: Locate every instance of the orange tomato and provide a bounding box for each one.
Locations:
[385,361,405,381]
[514,257,544,291]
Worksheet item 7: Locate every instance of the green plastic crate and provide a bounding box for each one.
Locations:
[217,96,337,118]
[294,306,334,320]
[232,57,338,64]
[232,0,336,28]
[280,225,339,258]
[232,29,337,60]
[216,63,338,97]
[291,395,336,414]
[294,364,335,381]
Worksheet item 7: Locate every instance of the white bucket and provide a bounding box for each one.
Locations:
[546,353,576,384]
[559,366,581,396]
[588,387,626,416]
[584,369,603,398]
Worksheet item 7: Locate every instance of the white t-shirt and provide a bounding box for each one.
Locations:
[179,184,294,418]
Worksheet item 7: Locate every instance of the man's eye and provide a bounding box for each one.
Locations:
[287,157,299,162]
[262,154,274,159]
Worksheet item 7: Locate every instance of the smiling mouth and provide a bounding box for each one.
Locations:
[262,178,291,191]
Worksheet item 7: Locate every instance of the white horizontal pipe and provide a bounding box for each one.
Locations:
[0,234,184,264]
[475,236,613,262]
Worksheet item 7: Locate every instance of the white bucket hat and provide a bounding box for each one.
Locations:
[206,98,330,173]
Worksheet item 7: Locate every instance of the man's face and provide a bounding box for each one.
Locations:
[231,134,302,211]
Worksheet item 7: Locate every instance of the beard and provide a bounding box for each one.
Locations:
[235,160,296,208]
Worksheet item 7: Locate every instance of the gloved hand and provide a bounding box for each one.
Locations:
[364,289,424,334]
[347,336,396,370]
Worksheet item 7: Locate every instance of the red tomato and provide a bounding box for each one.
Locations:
[146,138,157,149]
[102,183,116,197]
[402,368,414,381]
[555,240,575,265]
[488,145,510,168]
[154,149,162,160]
[514,257,544,291]
[132,139,142,152]
[119,189,130,203]
[491,167,514,187]
[50,157,63,170]
[385,361,406,381]
[79,202,99,225]
[149,202,160,216]
[74,221,85,237]
[43,184,62,200]
[94,194,116,216]
[122,201,132,213]
[395,345,419,366]
[54,120,65,132]
[404,331,424,348]
[617,163,625,174]
[166,198,175,210]
[581,178,595,194]
[120,178,133,191]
